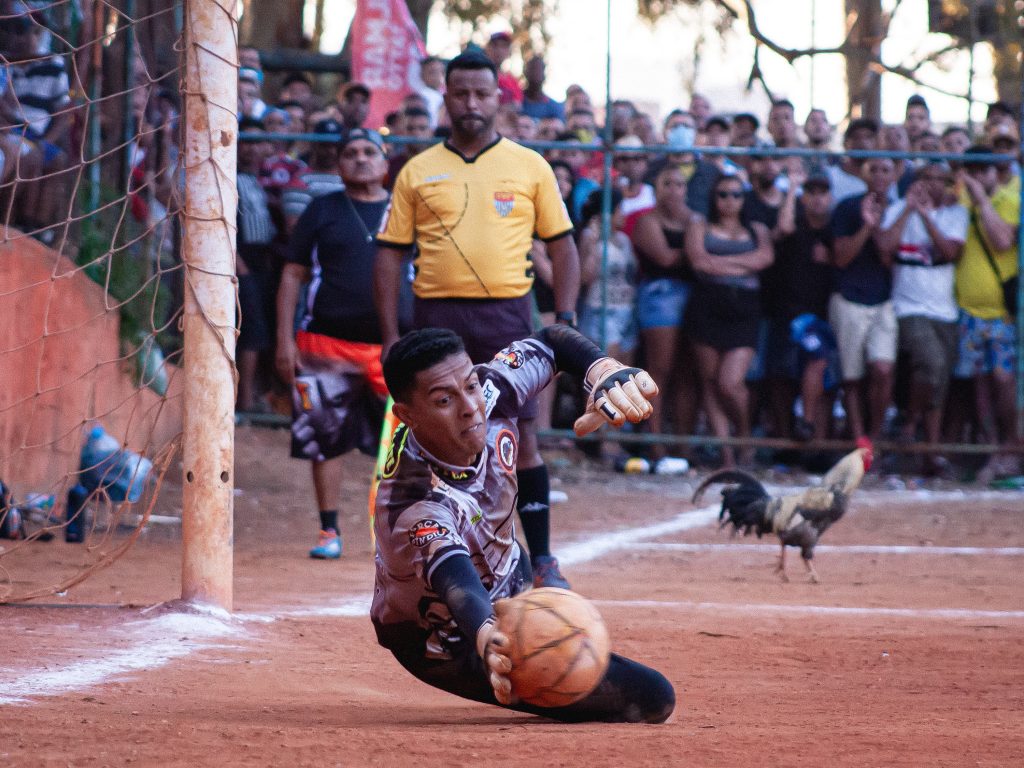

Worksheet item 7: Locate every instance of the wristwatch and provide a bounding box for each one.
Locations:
[555,311,578,328]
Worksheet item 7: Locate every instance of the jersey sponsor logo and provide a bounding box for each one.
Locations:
[496,429,517,473]
[481,378,500,416]
[494,348,523,369]
[493,191,515,217]
[425,173,450,182]
[434,465,472,482]
[409,518,450,547]
[381,424,410,479]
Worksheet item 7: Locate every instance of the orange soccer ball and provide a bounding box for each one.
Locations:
[496,587,611,708]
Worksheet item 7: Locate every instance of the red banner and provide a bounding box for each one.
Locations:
[349,0,428,131]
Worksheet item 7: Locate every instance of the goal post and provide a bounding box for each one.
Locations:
[180,0,238,610]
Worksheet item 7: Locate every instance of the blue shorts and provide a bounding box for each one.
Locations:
[580,305,638,353]
[636,278,690,330]
[954,311,1017,377]
[763,315,841,389]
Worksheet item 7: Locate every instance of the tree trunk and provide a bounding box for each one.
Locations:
[844,0,882,120]
[238,0,306,50]
[405,0,433,44]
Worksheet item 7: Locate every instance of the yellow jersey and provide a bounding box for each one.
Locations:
[377,137,573,299]
[955,180,1020,319]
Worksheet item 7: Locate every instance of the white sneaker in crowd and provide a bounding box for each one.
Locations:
[653,456,690,476]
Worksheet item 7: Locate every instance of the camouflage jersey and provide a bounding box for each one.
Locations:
[370,336,556,659]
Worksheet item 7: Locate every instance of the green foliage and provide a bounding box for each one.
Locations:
[74,187,177,395]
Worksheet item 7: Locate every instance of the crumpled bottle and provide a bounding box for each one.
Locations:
[66,425,154,543]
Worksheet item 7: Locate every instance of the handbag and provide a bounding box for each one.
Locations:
[971,213,1018,317]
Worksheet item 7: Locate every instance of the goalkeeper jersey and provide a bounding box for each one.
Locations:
[376,137,573,300]
[370,336,556,658]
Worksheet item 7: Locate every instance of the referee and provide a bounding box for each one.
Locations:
[374,51,581,590]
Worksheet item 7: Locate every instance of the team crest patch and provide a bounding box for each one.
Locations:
[409,519,450,547]
[496,429,517,473]
[493,192,515,217]
[494,349,523,369]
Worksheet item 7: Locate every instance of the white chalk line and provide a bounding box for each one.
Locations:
[0,489,1017,703]
[627,542,1024,556]
[596,599,1024,622]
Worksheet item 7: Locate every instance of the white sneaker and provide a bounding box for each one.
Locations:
[653,456,690,476]
[549,490,569,504]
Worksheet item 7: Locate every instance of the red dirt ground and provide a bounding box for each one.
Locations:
[1,426,1022,767]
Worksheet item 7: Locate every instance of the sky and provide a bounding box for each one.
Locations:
[311,0,996,128]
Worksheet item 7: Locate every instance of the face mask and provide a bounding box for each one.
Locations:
[667,124,696,151]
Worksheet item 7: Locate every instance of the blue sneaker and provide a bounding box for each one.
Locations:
[309,528,342,559]
[531,555,571,590]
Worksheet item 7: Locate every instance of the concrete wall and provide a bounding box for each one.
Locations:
[0,232,183,496]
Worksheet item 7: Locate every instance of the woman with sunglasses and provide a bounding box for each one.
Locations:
[684,174,774,468]
[629,163,698,474]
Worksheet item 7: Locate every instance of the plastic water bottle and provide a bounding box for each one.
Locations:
[67,425,153,543]
[79,425,153,503]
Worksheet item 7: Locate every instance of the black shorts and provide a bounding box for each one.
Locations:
[413,295,539,418]
[685,282,762,351]
[237,271,275,352]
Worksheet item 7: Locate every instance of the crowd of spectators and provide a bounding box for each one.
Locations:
[225,33,1021,481]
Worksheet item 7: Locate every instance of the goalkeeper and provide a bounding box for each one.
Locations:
[371,324,675,723]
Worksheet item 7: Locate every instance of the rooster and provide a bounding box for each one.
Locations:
[692,444,873,583]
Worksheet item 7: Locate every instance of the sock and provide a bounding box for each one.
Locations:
[516,465,550,559]
[319,509,339,533]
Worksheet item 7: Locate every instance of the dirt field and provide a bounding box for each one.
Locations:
[2,425,1023,767]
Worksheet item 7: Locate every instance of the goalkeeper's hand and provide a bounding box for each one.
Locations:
[476,609,516,705]
[573,358,659,437]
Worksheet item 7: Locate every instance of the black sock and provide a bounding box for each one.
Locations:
[516,465,550,559]
[319,509,338,533]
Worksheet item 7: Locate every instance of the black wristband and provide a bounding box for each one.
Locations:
[554,311,578,328]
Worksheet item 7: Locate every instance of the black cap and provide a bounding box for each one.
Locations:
[963,144,995,170]
[342,82,371,100]
[733,112,760,129]
[238,116,265,138]
[844,117,879,139]
[313,118,343,136]
[339,127,385,152]
[803,172,831,191]
[704,115,730,131]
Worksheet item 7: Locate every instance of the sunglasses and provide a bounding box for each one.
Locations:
[716,189,743,199]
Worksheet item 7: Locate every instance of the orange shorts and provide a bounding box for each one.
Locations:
[295,330,388,398]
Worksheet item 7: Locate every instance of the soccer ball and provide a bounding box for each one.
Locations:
[497,587,611,707]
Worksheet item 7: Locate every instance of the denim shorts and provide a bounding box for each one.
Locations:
[636,278,691,330]
[580,305,639,352]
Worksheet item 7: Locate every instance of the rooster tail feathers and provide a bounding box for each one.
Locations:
[691,469,768,504]
[693,469,771,538]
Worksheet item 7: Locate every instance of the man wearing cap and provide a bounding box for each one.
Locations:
[337,82,371,130]
[954,146,1021,482]
[615,135,655,216]
[986,123,1021,196]
[236,117,278,413]
[877,162,967,475]
[484,32,522,106]
[826,118,881,205]
[277,127,397,559]
[768,171,840,442]
[281,117,347,231]
[375,50,581,590]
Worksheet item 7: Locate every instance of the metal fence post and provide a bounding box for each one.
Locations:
[181,0,237,610]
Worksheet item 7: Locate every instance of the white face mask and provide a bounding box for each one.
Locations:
[666,124,696,151]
